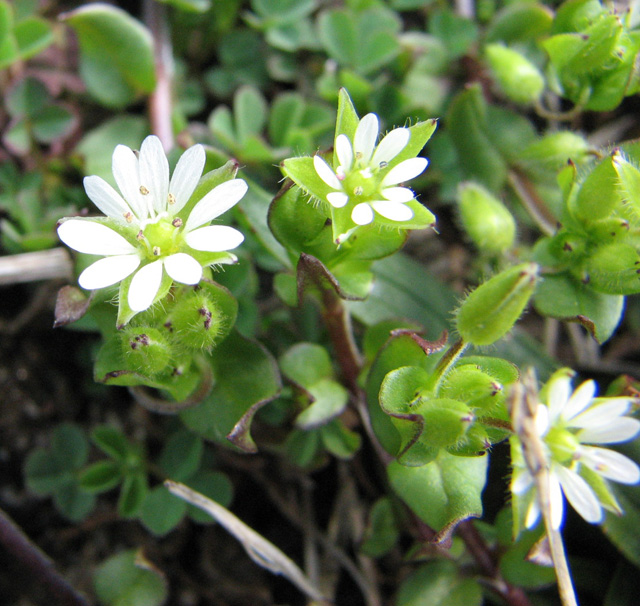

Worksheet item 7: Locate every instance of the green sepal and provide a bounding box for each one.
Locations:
[583,242,640,295]
[569,155,620,225]
[180,158,240,220]
[579,463,622,515]
[116,268,173,328]
[334,87,361,153]
[613,152,640,223]
[439,365,505,416]
[280,155,335,206]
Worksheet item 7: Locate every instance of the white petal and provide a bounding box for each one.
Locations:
[581,447,640,484]
[351,203,374,225]
[511,468,533,495]
[578,417,640,444]
[571,399,631,430]
[381,157,428,186]
[112,144,147,220]
[314,155,342,190]
[78,255,140,290]
[169,144,206,213]
[547,376,572,424]
[128,260,163,312]
[371,128,410,167]
[371,201,414,222]
[83,176,133,223]
[381,186,415,203]
[354,114,378,165]
[164,253,202,285]
[548,470,565,530]
[335,134,353,173]
[58,220,137,255]
[563,380,597,422]
[327,192,349,208]
[139,135,170,214]
[186,225,245,252]
[185,179,248,232]
[535,404,550,438]
[555,465,602,524]
[525,498,541,529]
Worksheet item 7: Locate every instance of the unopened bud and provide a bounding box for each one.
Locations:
[486,44,544,105]
[121,327,171,375]
[456,263,539,346]
[458,182,516,253]
[165,291,225,351]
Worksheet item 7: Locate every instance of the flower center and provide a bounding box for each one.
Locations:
[142,217,181,258]
[343,170,378,200]
[546,427,581,464]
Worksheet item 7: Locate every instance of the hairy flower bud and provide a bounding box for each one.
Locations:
[121,327,171,375]
[486,44,544,105]
[456,263,539,346]
[164,291,225,351]
[458,182,516,253]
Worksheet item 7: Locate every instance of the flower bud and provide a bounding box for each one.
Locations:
[121,327,171,375]
[485,44,544,105]
[458,182,516,253]
[456,263,539,346]
[416,398,474,450]
[440,365,504,415]
[164,290,225,351]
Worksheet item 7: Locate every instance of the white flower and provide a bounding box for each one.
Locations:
[58,136,246,313]
[511,375,640,530]
[313,113,428,226]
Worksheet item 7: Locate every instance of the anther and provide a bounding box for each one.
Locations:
[136,230,144,240]
[124,211,134,223]
[172,218,183,228]
[379,161,388,169]
[140,185,150,195]
[168,193,176,205]
[354,186,363,196]
[153,246,161,256]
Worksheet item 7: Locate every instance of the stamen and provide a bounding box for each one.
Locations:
[172,218,183,228]
[140,185,150,195]
[379,161,388,169]
[124,211,134,223]
[354,186,363,196]
[355,151,363,160]
[153,246,161,256]
[168,193,176,205]
[136,230,144,240]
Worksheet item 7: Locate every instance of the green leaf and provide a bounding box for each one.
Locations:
[94,550,167,606]
[428,9,478,59]
[388,451,487,533]
[140,486,188,536]
[159,0,211,13]
[157,429,203,482]
[77,116,148,185]
[24,450,73,495]
[279,343,333,387]
[12,16,53,62]
[51,423,89,470]
[53,484,95,522]
[5,77,49,117]
[63,4,156,108]
[235,85,267,142]
[447,85,507,192]
[397,561,483,606]
[31,104,76,143]
[185,471,234,524]
[320,419,361,459]
[181,330,281,452]
[534,273,624,343]
[360,497,399,557]
[297,379,349,429]
[486,3,553,43]
[79,460,123,493]
[92,426,134,462]
[118,471,148,518]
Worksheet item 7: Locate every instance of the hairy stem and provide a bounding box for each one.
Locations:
[0,508,90,606]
